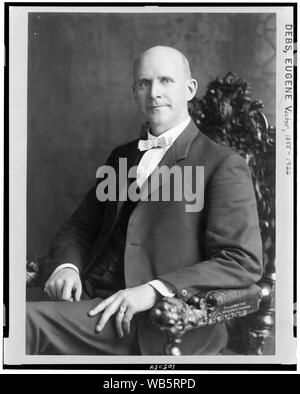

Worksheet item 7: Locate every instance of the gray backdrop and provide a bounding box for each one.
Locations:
[27,12,276,259]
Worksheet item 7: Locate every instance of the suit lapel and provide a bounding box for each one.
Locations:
[139,120,200,201]
[115,139,146,219]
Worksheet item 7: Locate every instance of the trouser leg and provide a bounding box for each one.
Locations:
[26,298,140,355]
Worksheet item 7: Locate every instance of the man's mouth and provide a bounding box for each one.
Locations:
[147,105,168,109]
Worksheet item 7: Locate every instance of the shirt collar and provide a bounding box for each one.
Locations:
[147,116,191,143]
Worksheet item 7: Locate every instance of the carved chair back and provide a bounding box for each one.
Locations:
[188,72,275,354]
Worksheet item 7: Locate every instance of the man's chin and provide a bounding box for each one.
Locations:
[146,113,171,126]
[147,119,169,131]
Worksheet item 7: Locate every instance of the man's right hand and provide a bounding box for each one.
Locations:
[44,268,82,302]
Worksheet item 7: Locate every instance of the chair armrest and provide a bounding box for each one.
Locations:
[150,284,262,355]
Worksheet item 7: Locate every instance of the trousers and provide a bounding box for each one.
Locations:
[26,288,141,355]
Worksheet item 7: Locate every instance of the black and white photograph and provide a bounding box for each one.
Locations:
[3,3,296,370]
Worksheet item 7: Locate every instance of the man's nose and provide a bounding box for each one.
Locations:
[149,80,162,99]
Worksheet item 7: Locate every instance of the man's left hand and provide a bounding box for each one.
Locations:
[88,284,160,338]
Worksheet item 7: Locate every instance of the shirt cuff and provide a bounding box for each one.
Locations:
[148,279,175,297]
[52,263,79,276]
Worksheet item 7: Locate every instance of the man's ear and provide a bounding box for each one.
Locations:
[186,78,198,101]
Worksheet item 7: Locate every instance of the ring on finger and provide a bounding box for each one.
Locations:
[118,305,127,315]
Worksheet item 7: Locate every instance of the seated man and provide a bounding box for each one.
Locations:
[26,46,263,355]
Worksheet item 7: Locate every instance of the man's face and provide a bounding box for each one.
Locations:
[133,50,196,133]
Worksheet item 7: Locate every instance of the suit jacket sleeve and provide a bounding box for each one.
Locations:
[157,153,263,299]
[41,148,117,284]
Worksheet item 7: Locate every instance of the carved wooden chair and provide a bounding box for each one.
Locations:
[149,72,275,355]
[27,72,275,356]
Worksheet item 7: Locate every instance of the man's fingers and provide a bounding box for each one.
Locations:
[74,281,82,302]
[115,304,128,338]
[61,280,73,301]
[44,285,54,301]
[43,269,82,302]
[54,280,64,301]
[122,307,134,337]
[51,287,59,301]
[44,281,57,301]
[88,293,119,316]
[96,298,122,332]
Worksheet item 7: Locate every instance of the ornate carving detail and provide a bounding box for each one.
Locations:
[26,260,42,286]
[150,297,206,355]
[150,297,208,355]
[151,285,262,356]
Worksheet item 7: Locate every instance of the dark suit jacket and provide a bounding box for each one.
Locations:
[43,120,263,355]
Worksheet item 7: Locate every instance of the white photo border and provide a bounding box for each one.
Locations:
[3,3,296,368]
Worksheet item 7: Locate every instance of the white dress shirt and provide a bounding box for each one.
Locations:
[53,116,191,298]
[136,116,191,188]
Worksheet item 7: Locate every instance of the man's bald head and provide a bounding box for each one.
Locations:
[133,46,192,82]
[132,45,197,135]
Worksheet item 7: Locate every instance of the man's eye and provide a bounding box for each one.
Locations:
[138,80,150,88]
[160,78,171,85]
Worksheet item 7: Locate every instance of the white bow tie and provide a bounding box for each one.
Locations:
[138,136,172,151]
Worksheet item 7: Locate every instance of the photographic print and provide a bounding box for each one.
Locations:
[4,3,296,370]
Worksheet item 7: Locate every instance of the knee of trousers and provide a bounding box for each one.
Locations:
[26,301,58,354]
[26,301,54,330]
[26,302,42,354]
[26,301,42,324]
